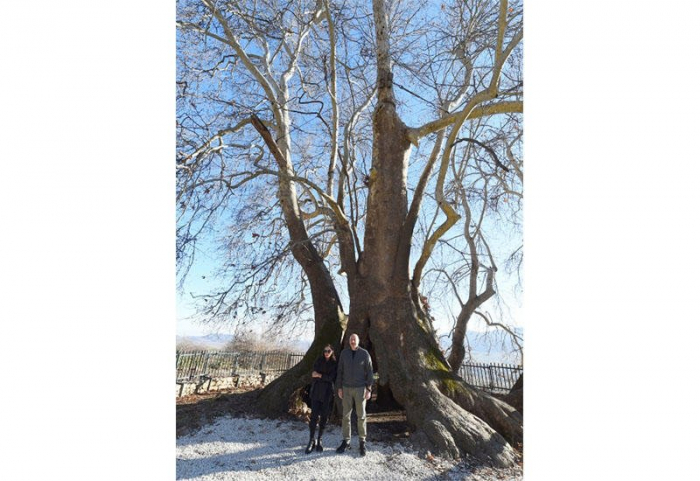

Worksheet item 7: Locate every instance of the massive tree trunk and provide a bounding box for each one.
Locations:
[348,99,522,464]
[340,1,523,466]
[350,110,521,465]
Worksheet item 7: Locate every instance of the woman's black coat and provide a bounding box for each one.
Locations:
[310,355,337,405]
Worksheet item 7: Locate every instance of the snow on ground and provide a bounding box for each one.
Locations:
[176,416,522,480]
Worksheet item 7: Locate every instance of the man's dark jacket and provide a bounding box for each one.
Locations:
[336,346,373,389]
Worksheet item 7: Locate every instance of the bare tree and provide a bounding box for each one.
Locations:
[177,0,523,466]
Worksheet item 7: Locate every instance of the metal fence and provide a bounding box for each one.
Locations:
[176,350,305,382]
[458,362,522,394]
[176,350,521,395]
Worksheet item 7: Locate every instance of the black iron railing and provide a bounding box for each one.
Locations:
[176,350,305,382]
[458,362,522,394]
[176,350,522,395]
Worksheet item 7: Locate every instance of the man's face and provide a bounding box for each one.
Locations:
[349,335,359,350]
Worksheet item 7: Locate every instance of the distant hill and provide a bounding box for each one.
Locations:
[176,334,311,352]
[439,329,523,365]
[176,334,233,350]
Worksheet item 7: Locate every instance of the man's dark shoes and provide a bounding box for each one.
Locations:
[336,440,349,453]
[305,439,316,454]
[316,438,323,452]
[359,440,366,456]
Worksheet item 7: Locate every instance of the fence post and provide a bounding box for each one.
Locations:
[188,351,197,379]
[202,351,210,377]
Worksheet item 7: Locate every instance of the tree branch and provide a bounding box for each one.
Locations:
[250,115,353,234]
[453,137,509,173]
[407,101,523,141]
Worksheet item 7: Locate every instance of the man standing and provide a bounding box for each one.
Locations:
[335,333,374,456]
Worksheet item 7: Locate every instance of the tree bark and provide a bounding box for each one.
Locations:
[503,373,523,414]
[256,306,346,415]
[250,117,348,414]
[340,91,522,467]
[343,3,523,463]
[446,287,494,372]
[365,290,522,466]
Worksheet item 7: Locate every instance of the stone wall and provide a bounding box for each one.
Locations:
[176,372,282,397]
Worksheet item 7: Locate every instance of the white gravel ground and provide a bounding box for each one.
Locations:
[176,416,523,480]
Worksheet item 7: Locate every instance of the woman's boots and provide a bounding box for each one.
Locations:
[305,436,316,454]
[307,417,328,453]
[305,423,316,454]
[306,424,326,453]
[316,426,324,452]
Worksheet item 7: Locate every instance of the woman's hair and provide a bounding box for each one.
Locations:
[322,344,337,362]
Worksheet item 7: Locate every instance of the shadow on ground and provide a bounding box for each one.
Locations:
[177,442,310,479]
[176,387,412,443]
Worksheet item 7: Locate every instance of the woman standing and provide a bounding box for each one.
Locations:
[305,344,337,454]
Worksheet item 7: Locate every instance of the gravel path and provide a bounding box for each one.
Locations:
[176,416,523,480]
